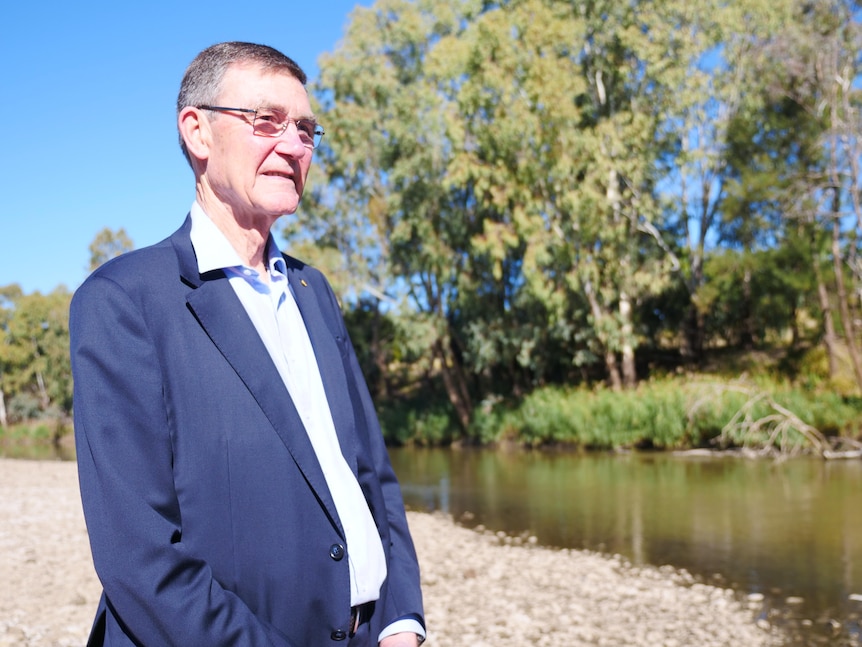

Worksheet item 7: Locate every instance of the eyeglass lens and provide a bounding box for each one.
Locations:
[253,109,323,148]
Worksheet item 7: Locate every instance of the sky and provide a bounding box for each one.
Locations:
[0,1,371,295]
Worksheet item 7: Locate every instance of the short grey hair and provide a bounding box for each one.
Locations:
[176,42,307,166]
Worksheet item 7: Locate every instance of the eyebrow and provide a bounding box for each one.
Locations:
[258,104,317,121]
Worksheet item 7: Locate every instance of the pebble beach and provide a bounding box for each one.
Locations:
[0,457,784,646]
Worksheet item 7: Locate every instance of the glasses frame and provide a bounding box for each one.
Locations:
[197,105,325,149]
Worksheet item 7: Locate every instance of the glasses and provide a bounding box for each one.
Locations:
[198,105,325,149]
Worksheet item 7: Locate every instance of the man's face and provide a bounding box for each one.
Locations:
[201,64,315,226]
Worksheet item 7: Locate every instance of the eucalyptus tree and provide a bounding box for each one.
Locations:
[726,0,862,388]
[309,0,481,429]
[0,286,73,423]
[656,2,747,359]
[88,226,134,272]
[311,0,714,421]
[794,0,862,391]
[446,0,704,389]
[643,0,821,360]
[434,0,595,394]
[541,0,704,388]
[0,284,22,427]
[715,18,820,349]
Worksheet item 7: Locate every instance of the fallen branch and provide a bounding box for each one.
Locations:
[689,381,862,460]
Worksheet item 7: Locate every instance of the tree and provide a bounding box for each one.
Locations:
[305,0,858,433]
[88,227,134,272]
[538,0,704,388]
[0,284,22,427]
[738,0,862,390]
[311,0,717,409]
[0,286,73,424]
[310,0,481,429]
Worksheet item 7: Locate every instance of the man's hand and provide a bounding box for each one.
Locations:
[380,632,420,647]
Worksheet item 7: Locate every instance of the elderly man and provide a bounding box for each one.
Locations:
[70,42,425,646]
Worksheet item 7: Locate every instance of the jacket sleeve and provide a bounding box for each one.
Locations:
[71,273,295,647]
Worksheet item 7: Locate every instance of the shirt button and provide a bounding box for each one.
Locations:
[331,630,347,641]
[329,543,345,561]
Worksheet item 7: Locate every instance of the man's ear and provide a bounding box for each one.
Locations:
[178,106,211,164]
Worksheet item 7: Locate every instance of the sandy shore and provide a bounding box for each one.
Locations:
[0,458,783,646]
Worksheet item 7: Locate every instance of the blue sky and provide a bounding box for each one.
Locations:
[0,1,370,295]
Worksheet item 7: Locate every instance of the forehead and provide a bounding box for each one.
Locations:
[220,63,311,112]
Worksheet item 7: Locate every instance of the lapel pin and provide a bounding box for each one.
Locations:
[300,279,308,287]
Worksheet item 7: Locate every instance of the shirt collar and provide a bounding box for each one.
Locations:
[189,202,285,277]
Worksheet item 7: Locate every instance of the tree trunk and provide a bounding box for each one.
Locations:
[0,388,6,428]
[432,337,472,432]
[36,370,50,411]
[681,303,704,365]
[586,286,622,390]
[790,303,801,350]
[604,350,622,391]
[740,266,755,349]
[812,231,839,379]
[831,201,862,392]
[370,303,389,399]
[619,291,636,388]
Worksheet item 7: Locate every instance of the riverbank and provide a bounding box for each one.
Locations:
[0,458,783,646]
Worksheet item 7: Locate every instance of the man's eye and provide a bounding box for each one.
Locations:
[296,120,316,137]
[253,110,286,136]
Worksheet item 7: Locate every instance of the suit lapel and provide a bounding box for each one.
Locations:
[170,221,343,531]
[285,263,359,475]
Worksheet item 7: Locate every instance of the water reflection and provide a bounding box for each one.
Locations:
[389,447,862,644]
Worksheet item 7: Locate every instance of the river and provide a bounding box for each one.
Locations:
[389,446,862,645]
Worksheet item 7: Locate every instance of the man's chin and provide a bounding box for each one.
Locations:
[262,195,302,217]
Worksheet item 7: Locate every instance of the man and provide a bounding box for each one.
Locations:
[70,42,425,646]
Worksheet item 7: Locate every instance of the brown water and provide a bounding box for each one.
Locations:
[389,447,862,646]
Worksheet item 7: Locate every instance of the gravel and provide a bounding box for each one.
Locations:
[0,458,784,646]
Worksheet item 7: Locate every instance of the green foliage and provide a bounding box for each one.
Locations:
[0,285,73,423]
[377,397,456,446]
[698,244,815,348]
[0,422,50,442]
[7,393,44,421]
[789,343,862,396]
[773,389,862,437]
[446,378,862,452]
[88,227,134,272]
[310,0,742,400]
[505,384,692,449]
[0,418,71,447]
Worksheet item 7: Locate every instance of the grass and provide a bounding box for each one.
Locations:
[391,369,862,455]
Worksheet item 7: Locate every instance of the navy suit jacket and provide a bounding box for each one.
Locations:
[70,216,423,646]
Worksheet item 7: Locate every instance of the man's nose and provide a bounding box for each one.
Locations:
[274,122,309,157]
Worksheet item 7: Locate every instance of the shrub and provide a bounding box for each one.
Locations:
[7,393,43,423]
[466,377,862,452]
[378,398,456,446]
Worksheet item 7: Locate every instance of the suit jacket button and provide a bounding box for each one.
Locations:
[329,543,345,561]
[331,629,348,641]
